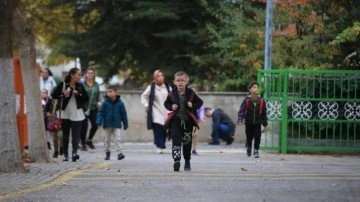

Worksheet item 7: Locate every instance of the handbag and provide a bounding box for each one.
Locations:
[47,83,65,132]
[47,114,62,132]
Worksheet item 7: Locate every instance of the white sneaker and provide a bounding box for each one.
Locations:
[157,148,163,154]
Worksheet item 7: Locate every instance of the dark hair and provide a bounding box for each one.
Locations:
[248,81,259,91]
[107,85,117,92]
[43,68,53,76]
[65,68,80,83]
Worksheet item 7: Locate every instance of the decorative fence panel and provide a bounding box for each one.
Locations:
[257,70,360,154]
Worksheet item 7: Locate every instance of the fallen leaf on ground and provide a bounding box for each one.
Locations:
[241,167,248,171]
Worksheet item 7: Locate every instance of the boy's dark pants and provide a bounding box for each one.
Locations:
[245,124,262,150]
[170,117,193,162]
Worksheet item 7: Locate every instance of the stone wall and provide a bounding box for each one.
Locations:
[92,91,249,144]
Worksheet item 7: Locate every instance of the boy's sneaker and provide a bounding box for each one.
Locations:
[173,161,180,172]
[184,161,191,171]
[156,148,164,154]
[118,153,125,160]
[247,148,252,157]
[254,150,259,158]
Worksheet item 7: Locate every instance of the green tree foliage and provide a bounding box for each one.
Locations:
[19,0,360,91]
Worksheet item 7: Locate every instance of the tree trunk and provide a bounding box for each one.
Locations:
[0,0,26,173]
[12,10,50,163]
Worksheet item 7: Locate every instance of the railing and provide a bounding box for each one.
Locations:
[257,69,360,154]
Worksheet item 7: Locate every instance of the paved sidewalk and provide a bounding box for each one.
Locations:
[0,142,244,196]
[1,142,360,201]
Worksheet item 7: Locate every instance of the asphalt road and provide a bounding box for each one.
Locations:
[2,143,360,202]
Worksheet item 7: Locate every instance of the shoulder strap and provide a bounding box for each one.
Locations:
[245,98,250,115]
[189,91,194,102]
[51,99,58,115]
[259,98,264,115]
[59,82,66,116]
[165,83,171,93]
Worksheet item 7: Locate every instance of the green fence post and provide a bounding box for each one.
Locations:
[281,71,289,154]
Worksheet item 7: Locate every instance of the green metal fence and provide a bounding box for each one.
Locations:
[257,69,360,154]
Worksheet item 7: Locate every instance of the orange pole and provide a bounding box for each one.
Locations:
[13,56,28,152]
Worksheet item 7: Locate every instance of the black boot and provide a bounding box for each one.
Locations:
[117,153,125,160]
[72,152,80,162]
[63,155,69,161]
[105,152,110,160]
[47,142,52,150]
[184,160,191,171]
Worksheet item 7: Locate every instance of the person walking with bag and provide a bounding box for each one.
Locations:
[141,70,171,154]
[51,68,89,162]
[44,90,63,158]
[80,68,102,151]
[164,71,203,171]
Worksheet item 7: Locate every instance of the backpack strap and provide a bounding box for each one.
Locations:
[165,83,171,93]
[244,98,250,115]
[259,98,264,115]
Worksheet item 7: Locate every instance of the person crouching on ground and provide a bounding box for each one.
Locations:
[164,71,203,172]
[237,81,268,158]
[97,85,128,160]
[204,108,235,145]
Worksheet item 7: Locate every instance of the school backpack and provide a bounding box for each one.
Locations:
[244,97,265,115]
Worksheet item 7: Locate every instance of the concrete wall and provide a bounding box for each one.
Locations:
[92,91,249,144]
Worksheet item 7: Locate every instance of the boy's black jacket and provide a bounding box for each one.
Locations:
[164,87,203,128]
[238,96,268,126]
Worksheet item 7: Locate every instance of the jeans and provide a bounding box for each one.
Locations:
[211,123,233,142]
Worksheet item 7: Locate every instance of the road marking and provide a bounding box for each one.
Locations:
[0,162,108,201]
[73,172,360,180]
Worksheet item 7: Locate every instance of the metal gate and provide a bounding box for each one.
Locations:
[257,69,360,154]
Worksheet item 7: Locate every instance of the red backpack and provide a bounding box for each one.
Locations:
[244,98,265,116]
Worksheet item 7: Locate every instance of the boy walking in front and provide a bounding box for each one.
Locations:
[97,86,128,160]
[237,81,268,158]
[164,71,203,171]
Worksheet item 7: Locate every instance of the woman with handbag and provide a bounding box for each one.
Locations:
[51,68,89,162]
[80,68,102,151]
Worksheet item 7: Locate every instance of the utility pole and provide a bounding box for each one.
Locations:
[264,0,273,71]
